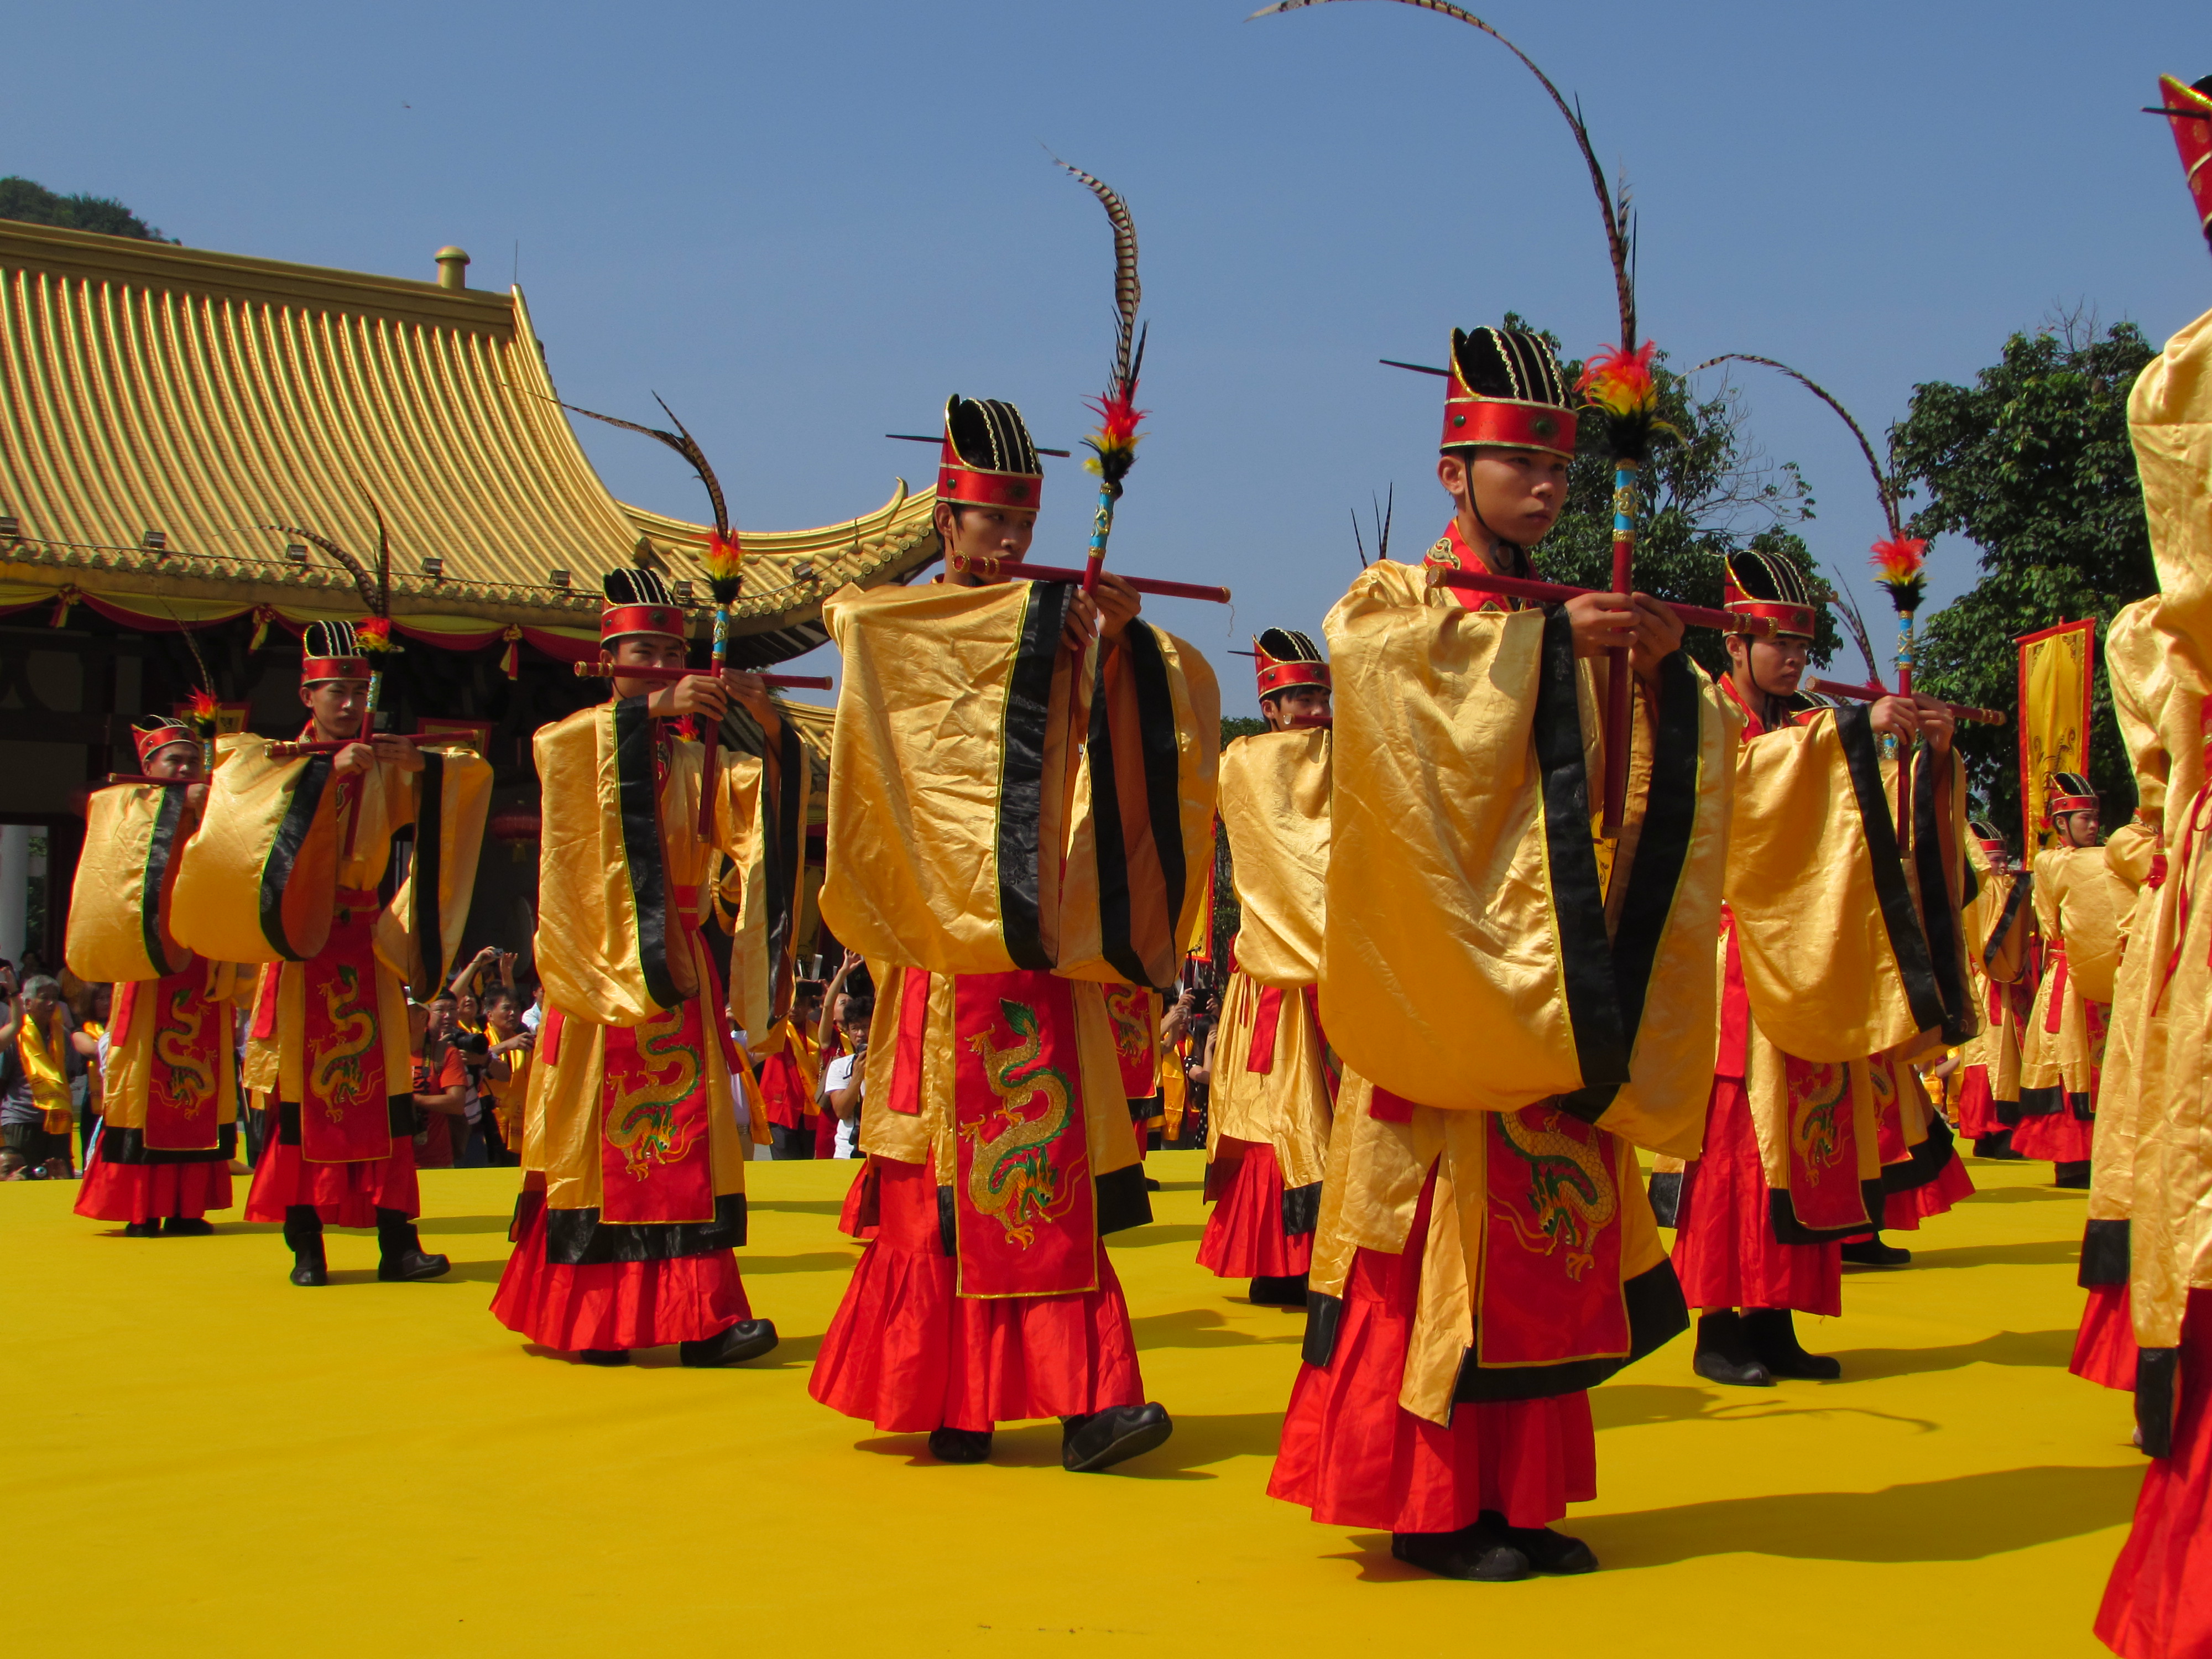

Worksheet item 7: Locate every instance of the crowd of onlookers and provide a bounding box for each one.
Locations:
[1,942,1226,1184]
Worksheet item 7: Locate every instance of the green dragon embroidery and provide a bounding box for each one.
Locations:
[962,998,1076,1248]
[1791,1062,1849,1176]
[604,1005,703,1181]
[152,983,213,1120]
[309,966,377,1121]
[1491,1108,1617,1281]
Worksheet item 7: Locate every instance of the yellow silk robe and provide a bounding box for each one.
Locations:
[1209,728,1335,1201]
[1961,837,2034,1108]
[2119,304,2212,1369]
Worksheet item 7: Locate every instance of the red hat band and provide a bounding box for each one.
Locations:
[938,453,1042,512]
[2049,794,2099,815]
[1441,394,1577,459]
[2162,75,2212,250]
[301,656,370,684]
[1721,588,1816,640]
[133,723,196,767]
[1257,660,1331,698]
[601,604,687,643]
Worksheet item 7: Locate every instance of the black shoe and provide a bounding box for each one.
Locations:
[927,1427,994,1463]
[577,1349,629,1366]
[163,1216,213,1237]
[1742,1308,1842,1380]
[122,1220,161,1238]
[289,1245,329,1287]
[1484,1511,1599,1574]
[1248,1273,1310,1307]
[1062,1402,1173,1472]
[679,1319,779,1366]
[1390,1523,1531,1582]
[1691,1310,1773,1387]
[1972,1133,2023,1160]
[1144,1177,1162,1191]
[1840,1235,1912,1267]
[377,1248,451,1282]
[2054,1161,2093,1189]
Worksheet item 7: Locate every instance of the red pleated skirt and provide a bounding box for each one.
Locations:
[74,1155,233,1224]
[1268,1173,1595,1534]
[1881,1151,1975,1232]
[1671,1075,1842,1318]
[2012,1110,2095,1164]
[1955,1065,2002,1139]
[489,1192,751,1352]
[2096,1289,2212,1659]
[807,1156,1145,1433]
[2072,1282,2138,1392]
[1197,1138,1313,1279]
[243,1136,418,1227]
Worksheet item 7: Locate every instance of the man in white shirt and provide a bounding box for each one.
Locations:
[820,996,870,1159]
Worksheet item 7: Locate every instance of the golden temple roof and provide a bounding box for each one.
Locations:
[0,219,939,661]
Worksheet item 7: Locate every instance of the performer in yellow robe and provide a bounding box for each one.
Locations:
[2070,598,2173,1392]
[2093,129,2212,1646]
[1667,551,1970,1385]
[2015,771,2127,1185]
[490,568,789,1368]
[174,622,489,1286]
[69,717,242,1234]
[808,394,1218,1472]
[1269,326,1725,1580]
[1199,629,1335,1306]
[1957,820,2035,1157]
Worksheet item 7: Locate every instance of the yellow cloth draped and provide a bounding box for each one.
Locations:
[818,579,1220,990]
[2119,304,2212,1347]
[66,785,191,985]
[18,1011,74,1135]
[1317,560,1731,1157]
[2020,622,2097,855]
[1960,839,2031,1103]
[523,704,762,1212]
[1725,713,1933,1063]
[1206,969,1334,1193]
[2019,845,2127,1100]
[1217,729,1330,987]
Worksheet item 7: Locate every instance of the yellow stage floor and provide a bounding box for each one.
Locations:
[10,1150,2135,1657]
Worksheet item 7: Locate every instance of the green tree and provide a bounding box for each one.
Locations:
[1893,317,2157,834]
[0,176,174,242]
[1505,316,1838,676]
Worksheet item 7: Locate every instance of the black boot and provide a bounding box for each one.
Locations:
[1840,1233,1911,1267]
[1972,1131,2023,1160]
[1742,1307,1842,1380]
[122,1220,162,1238]
[577,1349,629,1366]
[1062,1402,1173,1472]
[163,1215,213,1237]
[1248,1273,1310,1307]
[1390,1515,1531,1582]
[1483,1509,1599,1574]
[927,1427,994,1463]
[1691,1310,1772,1387]
[284,1205,327,1287]
[679,1319,779,1366]
[374,1207,450,1281]
[2054,1160,2093,1189]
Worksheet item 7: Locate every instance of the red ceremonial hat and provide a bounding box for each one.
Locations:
[1254,628,1329,700]
[2161,74,2212,255]
[938,395,1044,513]
[601,567,687,645]
[1723,550,1820,642]
[132,716,196,769]
[1969,817,2008,860]
[2047,771,2099,816]
[1441,326,1578,460]
[301,619,375,684]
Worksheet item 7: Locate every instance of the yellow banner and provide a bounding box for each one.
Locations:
[2017,619,2096,852]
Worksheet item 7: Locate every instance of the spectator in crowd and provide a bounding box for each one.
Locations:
[479,987,532,1167]
[821,993,872,1160]
[409,998,472,1169]
[1177,988,1221,1151]
[813,951,868,1159]
[2,971,78,1179]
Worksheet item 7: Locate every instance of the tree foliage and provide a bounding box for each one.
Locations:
[0,176,174,242]
[1506,316,1839,676]
[1894,318,2157,834]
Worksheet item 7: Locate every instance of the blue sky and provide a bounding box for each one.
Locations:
[8,1,2208,709]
